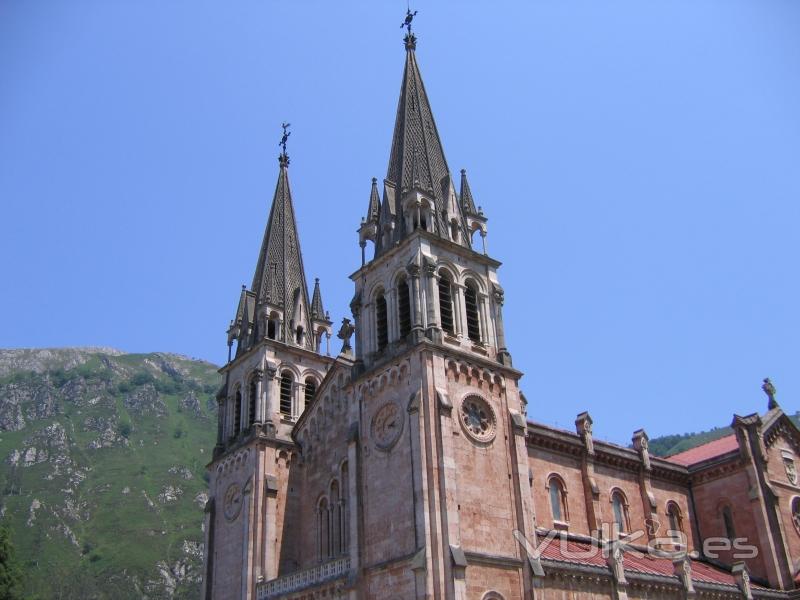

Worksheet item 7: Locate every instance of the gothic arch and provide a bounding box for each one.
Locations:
[461,269,487,292]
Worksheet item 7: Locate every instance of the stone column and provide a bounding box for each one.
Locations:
[263,474,279,580]
[453,283,466,339]
[424,263,442,342]
[253,369,264,423]
[262,366,277,433]
[407,264,424,343]
[632,429,658,543]
[240,478,254,600]
[347,424,359,573]
[576,412,601,533]
[492,285,512,365]
[673,557,696,600]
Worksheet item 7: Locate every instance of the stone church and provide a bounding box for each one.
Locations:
[201,23,800,600]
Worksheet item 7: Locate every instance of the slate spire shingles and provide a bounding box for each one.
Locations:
[249,153,315,349]
[376,32,471,256]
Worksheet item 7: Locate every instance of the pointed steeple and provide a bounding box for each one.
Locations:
[459,169,478,216]
[374,30,471,256]
[310,278,326,320]
[365,177,381,224]
[249,152,315,350]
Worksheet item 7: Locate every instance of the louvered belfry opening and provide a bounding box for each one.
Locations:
[233,389,242,434]
[439,273,454,335]
[464,282,481,343]
[398,279,411,338]
[248,378,257,427]
[376,294,388,351]
[304,378,316,407]
[279,372,293,416]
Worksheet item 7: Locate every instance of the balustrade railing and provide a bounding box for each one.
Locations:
[257,557,351,599]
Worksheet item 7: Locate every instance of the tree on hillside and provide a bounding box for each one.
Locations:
[0,524,24,600]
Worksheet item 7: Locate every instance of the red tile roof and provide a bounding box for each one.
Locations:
[537,536,758,589]
[666,435,739,467]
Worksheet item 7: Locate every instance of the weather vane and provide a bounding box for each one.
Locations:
[279,122,291,156]
[401,8,418,34]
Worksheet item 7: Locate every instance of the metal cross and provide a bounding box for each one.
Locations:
[279,122,291,155]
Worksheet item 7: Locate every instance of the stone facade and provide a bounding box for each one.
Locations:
[201,25,800,600]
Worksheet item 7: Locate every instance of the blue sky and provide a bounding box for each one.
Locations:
[1,1,798,445]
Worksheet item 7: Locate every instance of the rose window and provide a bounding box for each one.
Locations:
[459,396,496,443]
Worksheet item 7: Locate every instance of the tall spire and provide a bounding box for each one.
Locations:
[249,141,315,350]
[373,21,471,257]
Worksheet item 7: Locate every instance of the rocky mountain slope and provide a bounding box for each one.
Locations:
[0,348,220,599]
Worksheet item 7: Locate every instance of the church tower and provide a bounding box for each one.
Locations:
[337,27,537,598]
[202,146,334,600]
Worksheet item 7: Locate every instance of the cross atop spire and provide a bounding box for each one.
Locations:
[402,8,418,50]
[279,122,291,166]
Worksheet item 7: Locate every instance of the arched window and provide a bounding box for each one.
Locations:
[438,272,455,335]
[279,372,293,417]
[233,388,242,435]
[330,481,341,558]
[548,476,568,524]
[318,497,330,562]
[304,377,317,408]
[667,502,683,542]
[340,462,349,554]
[792,497,800,534]
[375,292,388,351]
[248,376,257,427]
[397,277,411,339]
[722,505,736,540]
[464,280,481,343]
[611,490,630,533]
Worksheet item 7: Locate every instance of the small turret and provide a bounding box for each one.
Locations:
[310,278,333,355]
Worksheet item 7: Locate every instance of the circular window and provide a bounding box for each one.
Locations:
[459,395,497,444]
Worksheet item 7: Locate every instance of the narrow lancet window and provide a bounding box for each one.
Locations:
[233,389,242,435]
[465,281,481,343]
[439,273,454,335]
[304,378,317,408]
[248,377,257,427]
[279,373,293,417]
[376,293,388,351]
[398,278,411,339]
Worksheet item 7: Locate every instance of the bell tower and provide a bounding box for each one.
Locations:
[345,23,537,598]
[353,29,511,371]
[203,140,334,600]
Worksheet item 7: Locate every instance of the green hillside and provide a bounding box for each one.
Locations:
[648,412,800,457]
[0,348,221,599]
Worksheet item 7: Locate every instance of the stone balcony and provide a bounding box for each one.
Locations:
[257,557,352,599]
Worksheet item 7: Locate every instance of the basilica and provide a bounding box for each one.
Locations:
[201,21,800,600]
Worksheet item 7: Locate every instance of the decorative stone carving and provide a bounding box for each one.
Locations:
[459,395,497,444]
[371,402,404,451]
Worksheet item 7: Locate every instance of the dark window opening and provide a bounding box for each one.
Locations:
[267,319,277,340]
[398,279,411,338]
[296,326,305,346]
[465,283,481,343]
[233,389,242,435]
[279,373,293,416]
[248,378,257,427]
[304,378,316,407]
[550,480,564,522]
[376,294,388,351]
[723,506,736,540]
[439,274,454,335]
